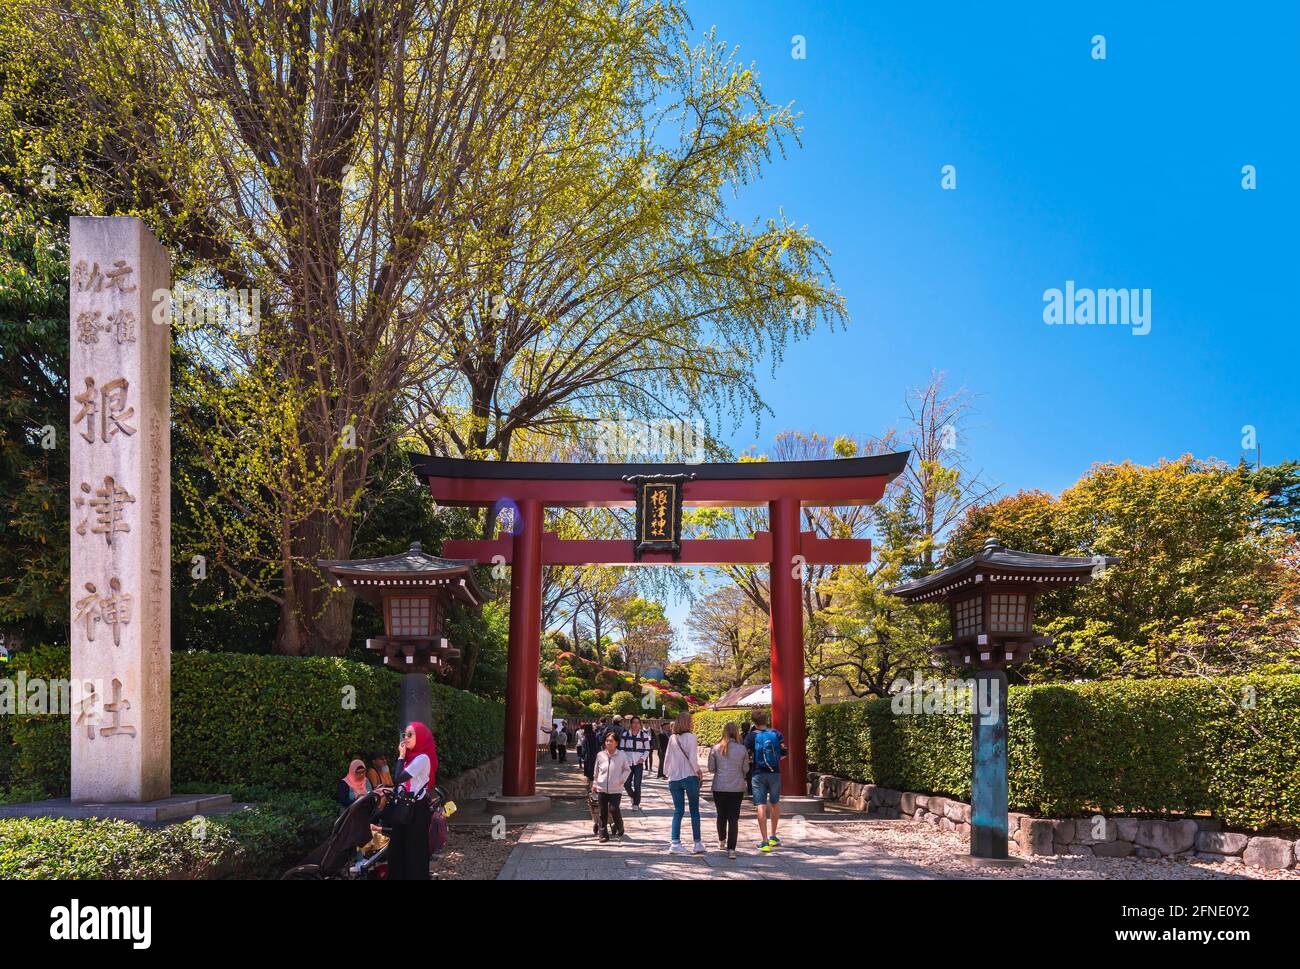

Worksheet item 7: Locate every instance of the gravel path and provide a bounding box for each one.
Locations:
[832,818,1300,880]
[430,825,523,880]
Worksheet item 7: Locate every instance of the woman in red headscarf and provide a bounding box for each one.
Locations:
[386,722,438,880]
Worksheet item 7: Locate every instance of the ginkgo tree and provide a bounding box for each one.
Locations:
[6,0,843,655]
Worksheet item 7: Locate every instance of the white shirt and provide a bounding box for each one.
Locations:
[664,732,699,781]
[402,753,430,794]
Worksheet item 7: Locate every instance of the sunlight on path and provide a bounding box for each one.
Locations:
[497,757,944,880]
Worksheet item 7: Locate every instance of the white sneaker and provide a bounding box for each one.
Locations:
[727,849,737,859]
[692,841,706,854]
[669,840,688,854]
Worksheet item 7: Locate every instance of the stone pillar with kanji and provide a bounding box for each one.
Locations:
[69,217,171,803]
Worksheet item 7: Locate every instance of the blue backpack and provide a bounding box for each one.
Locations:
[752,729,783,772]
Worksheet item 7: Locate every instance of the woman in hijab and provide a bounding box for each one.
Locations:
[386,721,438,880]
[337,759,372,812]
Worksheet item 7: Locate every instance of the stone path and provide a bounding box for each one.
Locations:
[497,756,943,880]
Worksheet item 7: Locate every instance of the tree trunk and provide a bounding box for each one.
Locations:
[274,511,357,656]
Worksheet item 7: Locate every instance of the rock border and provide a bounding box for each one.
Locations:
[807,771,1296,871]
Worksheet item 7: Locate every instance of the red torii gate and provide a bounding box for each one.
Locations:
[411,451,909,809]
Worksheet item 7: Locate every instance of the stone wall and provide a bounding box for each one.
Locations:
[442,756,503,805]
[807,771,1297,872]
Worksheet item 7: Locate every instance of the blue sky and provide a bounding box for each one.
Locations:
[661,1,1300,651]
[688,0,1298,489]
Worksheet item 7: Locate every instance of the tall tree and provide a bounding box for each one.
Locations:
[11,0,705,653]
[686,584,768,691]
[410,21,846,467]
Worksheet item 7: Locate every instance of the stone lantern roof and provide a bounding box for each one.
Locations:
[317,541,487,608]
[886,537,1117,604]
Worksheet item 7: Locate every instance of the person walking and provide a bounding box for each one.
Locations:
[741,720,757,796]
[707,722,747,858]
[744,710,787,853]
[655,721,670,778]
[620,716,652,809]
[664,712,704,855]
[583,721,600,780]
[555,723,568,762]
[591,730,631,842]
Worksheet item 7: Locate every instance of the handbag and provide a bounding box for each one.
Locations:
[380,781,428,827]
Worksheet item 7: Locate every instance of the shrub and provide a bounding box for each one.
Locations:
[691,710,753,747]
[806,674,1300,830]
[609,691,639,715]
[1,647,504,801]
[0,791,335,880]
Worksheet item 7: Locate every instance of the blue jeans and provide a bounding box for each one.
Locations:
[669,775,701,843]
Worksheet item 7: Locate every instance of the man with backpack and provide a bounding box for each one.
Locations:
[744,710,788,853]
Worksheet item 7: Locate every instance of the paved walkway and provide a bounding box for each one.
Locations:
[497,755,942,880]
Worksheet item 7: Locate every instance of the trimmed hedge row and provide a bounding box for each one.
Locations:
[1,647,504,801]
[694,675,1300,830]
[0,788,336,880]
[691,710,748,748]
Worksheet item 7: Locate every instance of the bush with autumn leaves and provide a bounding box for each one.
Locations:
[546,651,701,719]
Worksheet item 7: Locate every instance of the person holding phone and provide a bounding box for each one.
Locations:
[386,721,438,879]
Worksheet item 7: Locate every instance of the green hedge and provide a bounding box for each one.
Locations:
[805,675,1300,830]
[428,681,506,779]
[0,789,336,880]
[1,647,504,802]
[692,710,757,747]
[694,676,1300,830]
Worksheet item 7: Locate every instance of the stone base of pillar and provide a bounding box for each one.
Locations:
[953,854,1027,869]
[399,672,432,731]
[772,795,824,816]
[484,794,551,818]
[0,794,235,824]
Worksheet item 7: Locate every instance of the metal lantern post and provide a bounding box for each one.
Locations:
[888,538,1115,861]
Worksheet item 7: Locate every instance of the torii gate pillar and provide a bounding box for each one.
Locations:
[769,495,808,796]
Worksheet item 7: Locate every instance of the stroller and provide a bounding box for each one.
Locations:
[282,790,389,880]
[281,786,450,880]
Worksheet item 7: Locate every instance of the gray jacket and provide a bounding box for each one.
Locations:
[707,740,749,793]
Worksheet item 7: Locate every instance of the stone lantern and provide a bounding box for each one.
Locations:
[319,541,486,728]
[887,537,1115,861]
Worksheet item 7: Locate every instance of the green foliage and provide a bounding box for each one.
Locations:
[1,648,503,801]
[691,710,751,747]
[428,680,506,779]
[806,675,1300,830]
[609,691,639,715]
[0,181,69,647]
[945,458,1298,680]
[663,662,691,691]
[0,792,334,880]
